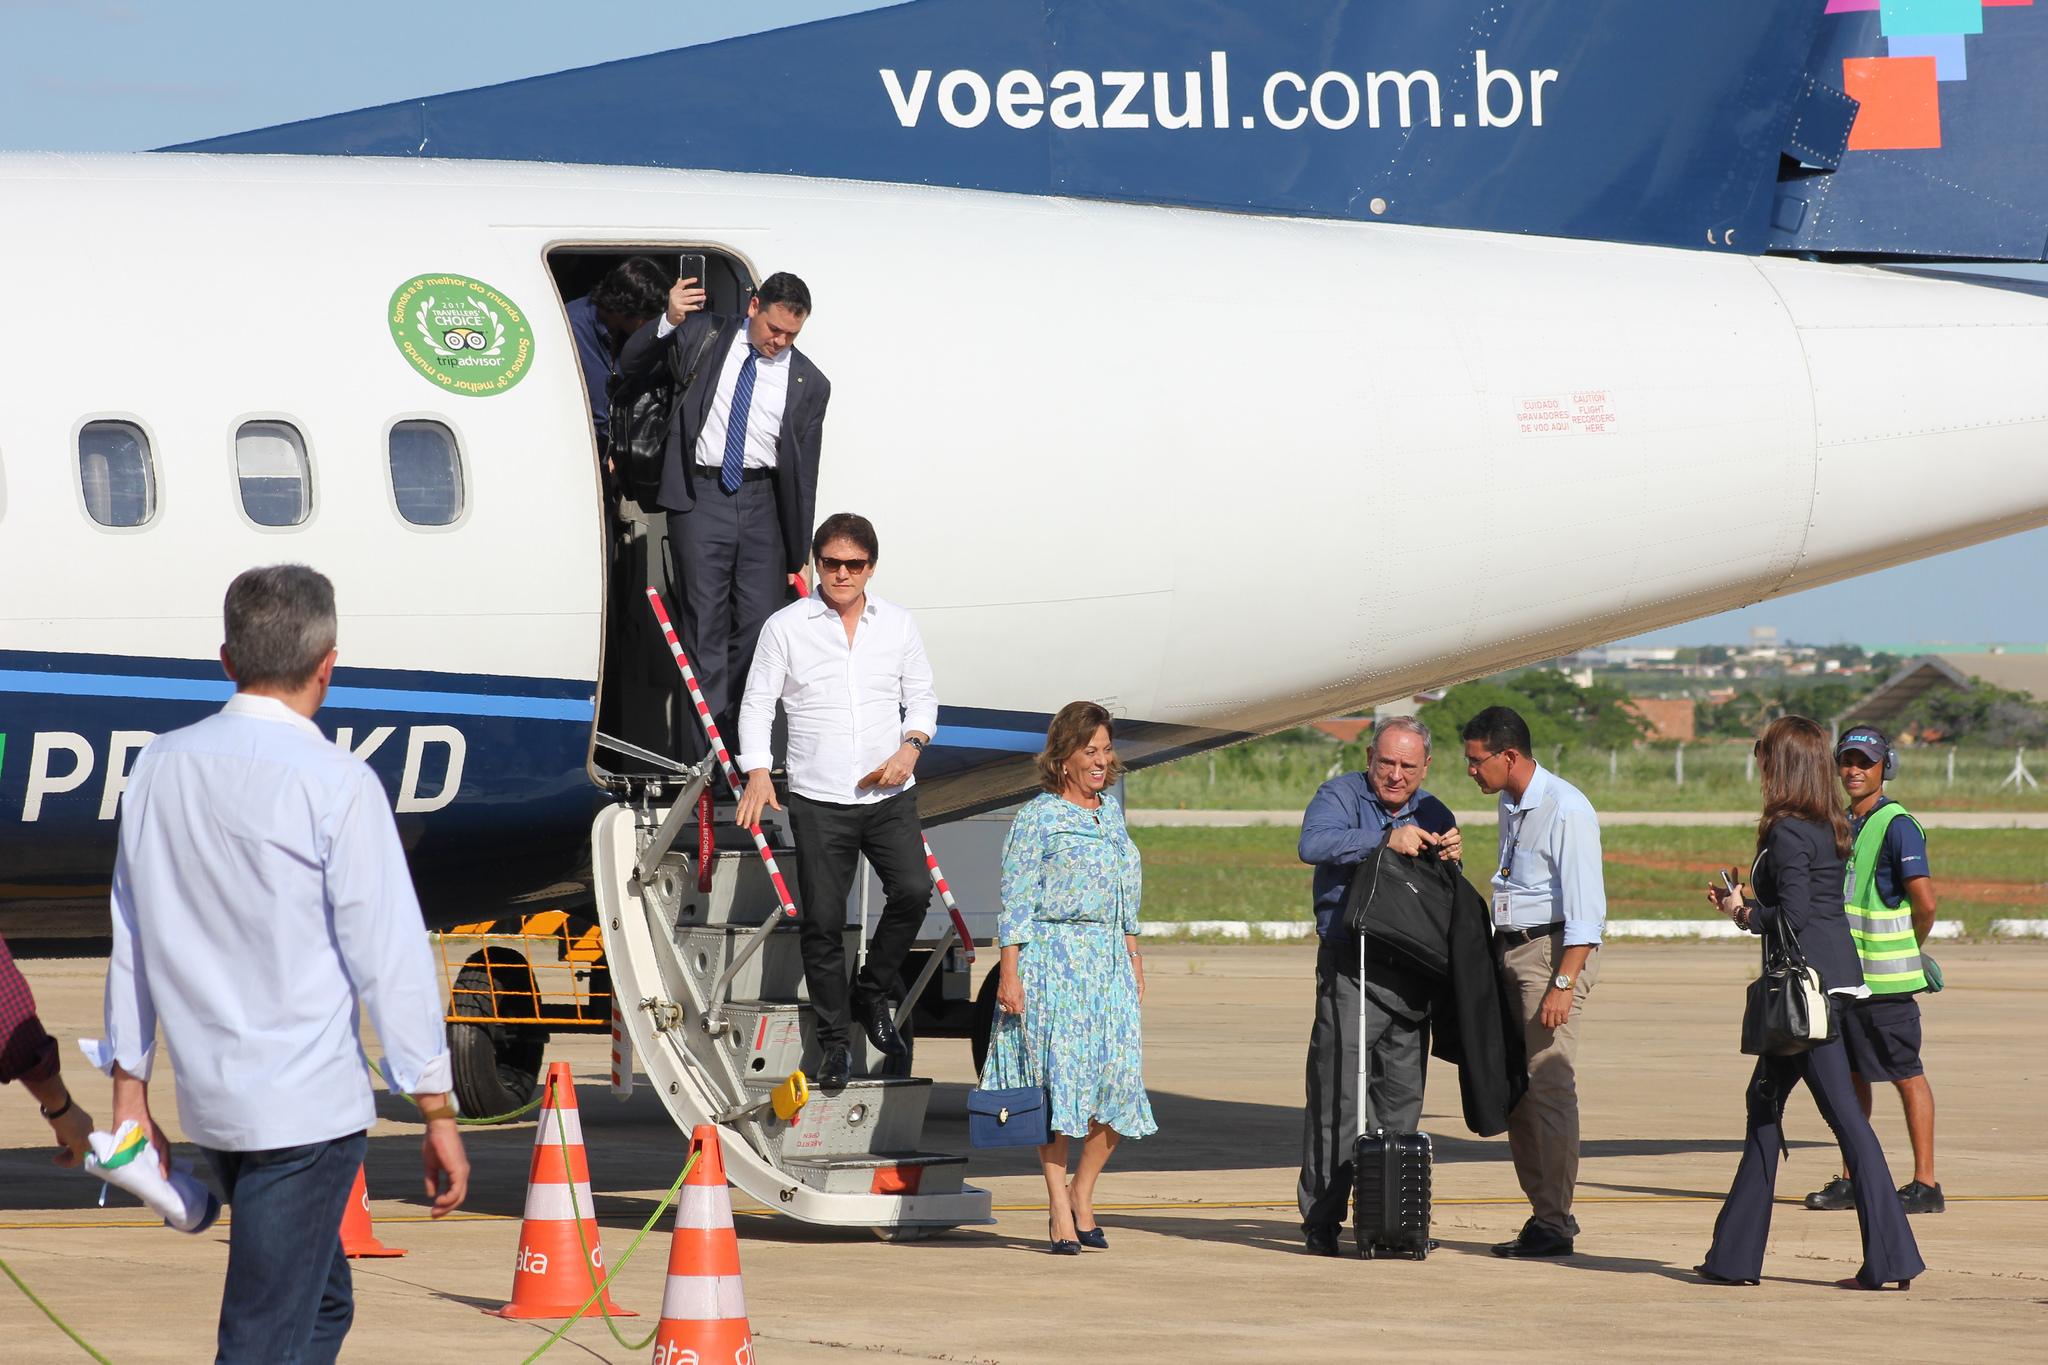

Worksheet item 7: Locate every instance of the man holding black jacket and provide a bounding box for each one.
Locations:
[1295,716,1461,1255]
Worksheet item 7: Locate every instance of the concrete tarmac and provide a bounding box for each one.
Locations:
[3,944,2043,1363]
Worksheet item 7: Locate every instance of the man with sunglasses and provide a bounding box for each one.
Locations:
[735,513,938,1090]
[1804,725,1945,1216]
[1461,705,1606,1259]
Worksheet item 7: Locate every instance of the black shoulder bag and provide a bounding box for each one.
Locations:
[607,318,723,507]
[1342,840,1457,982]
[1740,912,1835,1057]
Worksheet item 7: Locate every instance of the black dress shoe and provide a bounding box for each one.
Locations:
[1804,1175,1857,1211]
[853,998,910,1058]
[1897,1180,1945,1214]
[1695,1264,1760,1286]
[814,1046,852,1091]
[1047,1219,1081,1255]
[1491,1220,1574,1258]
[1303,1223,1342,1257]
[1076,1226,1108,1251]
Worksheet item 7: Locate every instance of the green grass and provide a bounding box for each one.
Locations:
[1126,734,2048,813]
[1129,825,2048,940]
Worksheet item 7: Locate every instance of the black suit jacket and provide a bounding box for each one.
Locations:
[614,312,830,575]
[1750,816,1865,994]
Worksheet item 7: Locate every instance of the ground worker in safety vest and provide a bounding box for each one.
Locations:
[1804,724,1945,1216]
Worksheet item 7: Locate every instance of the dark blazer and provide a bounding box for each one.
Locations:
[614,311,830,576]
[1749,815,1864,994]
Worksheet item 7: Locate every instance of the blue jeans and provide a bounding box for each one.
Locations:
[205,1131,368,1365]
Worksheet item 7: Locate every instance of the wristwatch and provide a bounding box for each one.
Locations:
[905,736,926,752]
[1551,973,1574,992]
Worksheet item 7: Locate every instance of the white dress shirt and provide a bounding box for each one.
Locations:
[655,313,788,470]
[98,692,451,1151]
[737,591,940,805]
[1491,764,1608,947]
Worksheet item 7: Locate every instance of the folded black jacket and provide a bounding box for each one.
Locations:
[1345,844,1529,1136]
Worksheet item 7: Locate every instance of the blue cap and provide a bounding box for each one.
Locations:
[1836,725,1889,765]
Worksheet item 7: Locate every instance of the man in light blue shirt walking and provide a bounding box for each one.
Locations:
[1460,705,1605,1260]
[96,565,468,1364]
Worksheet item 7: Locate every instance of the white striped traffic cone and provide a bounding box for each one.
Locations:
[649,1125,752,1364]
[488,1062,634,1320]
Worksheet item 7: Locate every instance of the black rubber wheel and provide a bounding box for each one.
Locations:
[1357,1241,1375,1260]
[969,968,1000,1076]
[448,952,547,1118]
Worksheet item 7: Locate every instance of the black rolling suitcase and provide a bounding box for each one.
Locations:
[1349,923,1434,1259]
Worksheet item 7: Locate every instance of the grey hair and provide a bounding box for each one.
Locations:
[223,565,337,689]
[1371,714,1433,760]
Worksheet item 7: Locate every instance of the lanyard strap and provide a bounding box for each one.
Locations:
[1498,806,1527,881]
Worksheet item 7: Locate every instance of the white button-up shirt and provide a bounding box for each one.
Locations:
[1491,764,1608,947]
[656,314,788,471]
[98,692,451,1151]
[737,592,940,805]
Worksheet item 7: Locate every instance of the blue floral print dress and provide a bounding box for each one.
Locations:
[981,792,1157,1140]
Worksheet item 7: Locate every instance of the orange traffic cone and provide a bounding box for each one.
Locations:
[340,1164,406,1257]
[649,1126,752,1365]
[488,1063,635,1320]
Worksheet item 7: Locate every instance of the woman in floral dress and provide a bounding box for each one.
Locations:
[983,701,1156,1253]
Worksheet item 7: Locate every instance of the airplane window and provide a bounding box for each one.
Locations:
[235,420,312,527]
[388,420,464,526]
[78,421,156,527]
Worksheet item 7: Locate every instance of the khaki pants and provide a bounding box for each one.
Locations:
[1497,933,1599,1237]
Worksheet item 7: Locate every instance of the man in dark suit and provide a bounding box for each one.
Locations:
[615,270,829,746]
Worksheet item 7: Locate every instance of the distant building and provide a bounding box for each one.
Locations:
[1623,697,1696,742]
[1834,653,2048,734]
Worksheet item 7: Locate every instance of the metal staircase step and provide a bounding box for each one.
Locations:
[748,1076,931,1159]
[782,1152,967,1197]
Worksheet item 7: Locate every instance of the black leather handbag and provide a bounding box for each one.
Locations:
[606,318,723,507]
[1741,913,1835,1057]
[1343,841,1457,981]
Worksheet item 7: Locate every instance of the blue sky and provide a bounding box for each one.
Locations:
[3,0,2042,648]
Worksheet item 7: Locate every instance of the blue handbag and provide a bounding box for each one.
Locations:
[967,1018,1051,1148]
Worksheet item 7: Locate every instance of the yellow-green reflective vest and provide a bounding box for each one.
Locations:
[1844,802,1927,995]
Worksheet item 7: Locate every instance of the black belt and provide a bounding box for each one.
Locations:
[698,465,776,485]
[1495,923,1564,949]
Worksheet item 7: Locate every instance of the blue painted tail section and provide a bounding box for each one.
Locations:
[1776,4,2048,261]
[171,0,1825,255]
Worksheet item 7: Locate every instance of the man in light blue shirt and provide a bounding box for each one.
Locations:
[97,565,467,1365]
[1461,704,1605,1260]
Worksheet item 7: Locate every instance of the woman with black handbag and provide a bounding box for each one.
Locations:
[1696,716,1924,1290]
[980,702,1156,1254]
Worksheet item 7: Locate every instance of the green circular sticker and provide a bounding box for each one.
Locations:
[388,274,535,396]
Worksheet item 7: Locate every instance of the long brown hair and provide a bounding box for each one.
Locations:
[1756,715,1852,857]
[1035,701,1125,795]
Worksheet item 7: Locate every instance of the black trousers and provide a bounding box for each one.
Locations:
[666,477,786,745]
[1297,934,1432,1229]
[1701,1008,1926,1285]
[788,789,933,1052]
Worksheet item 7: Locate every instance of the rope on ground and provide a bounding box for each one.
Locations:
[548,1080,684,1358]
[1,1254,116,1364]
[366,1057,546,1125]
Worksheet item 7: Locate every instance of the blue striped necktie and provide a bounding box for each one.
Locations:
[719,345,761,493]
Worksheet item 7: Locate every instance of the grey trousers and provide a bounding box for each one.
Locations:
[1298,933,1432,1229]
[666,475,786,744]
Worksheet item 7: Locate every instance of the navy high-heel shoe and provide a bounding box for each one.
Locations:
[1047,1219,1081,1255]
[1075,1225,1108,1250]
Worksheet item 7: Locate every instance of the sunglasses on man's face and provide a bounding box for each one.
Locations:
[818,556,870,574]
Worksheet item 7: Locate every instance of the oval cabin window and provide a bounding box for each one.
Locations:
[235,421,312,527]
[79,421,157,527]
[388,420,464,526]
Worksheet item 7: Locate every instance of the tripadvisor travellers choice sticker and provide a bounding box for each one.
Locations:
[388,274,535,396]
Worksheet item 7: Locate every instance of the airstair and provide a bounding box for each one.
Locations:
[593,765,995,1235]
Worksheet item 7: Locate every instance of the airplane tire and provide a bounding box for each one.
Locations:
[448,954,546,1118]
[449,1020,546,1119]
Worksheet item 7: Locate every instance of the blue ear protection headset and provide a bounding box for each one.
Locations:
[1838,726,1897,782]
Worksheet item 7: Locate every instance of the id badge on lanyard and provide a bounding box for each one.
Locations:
[1494,810,1523,928]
